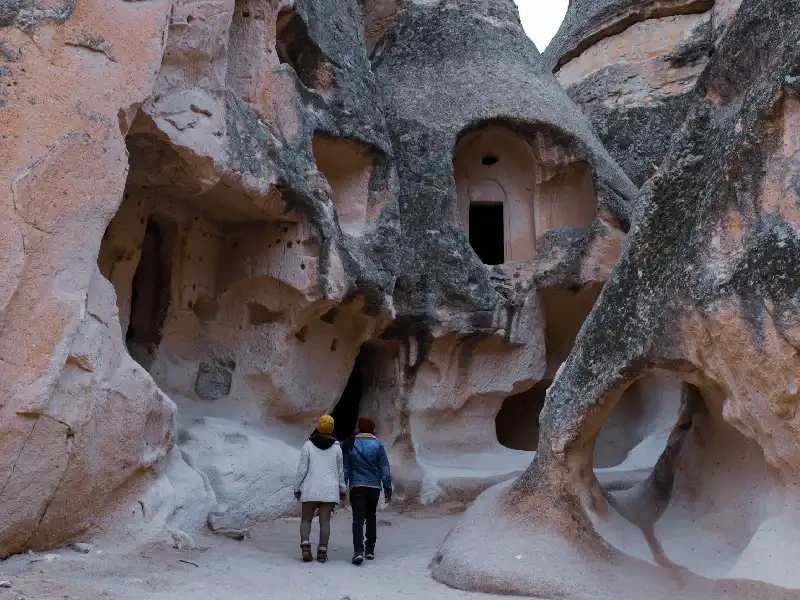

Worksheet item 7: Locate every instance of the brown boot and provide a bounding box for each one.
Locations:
[301,542,312,562]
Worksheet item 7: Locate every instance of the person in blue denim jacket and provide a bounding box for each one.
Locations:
[342,416,392,565]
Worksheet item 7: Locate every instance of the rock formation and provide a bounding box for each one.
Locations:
[544,0,744,186]
[0,0,651,553]
[1,0,397,554]
[4,0,800,596]
[360,0,647,505]
[433,0,800,597]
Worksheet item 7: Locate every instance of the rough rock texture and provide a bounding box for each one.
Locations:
[356,0,639,504]
[0,0,643,553]
[0,0,397,554]
[545,0,743,186]
[4,5,765,596]
[0,0,204,558]
[434,0,800,597]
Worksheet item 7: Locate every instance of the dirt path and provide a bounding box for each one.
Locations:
[0,513,528,600]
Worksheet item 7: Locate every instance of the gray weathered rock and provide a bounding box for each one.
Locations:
[544,0,743,186]
[9,6,800,600]
[195,361,235,401]
[434,0,800,596]
[357,0,637,504]
[170,529,195,551]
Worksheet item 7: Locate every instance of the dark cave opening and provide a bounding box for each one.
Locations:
[275,7,325,91]
[495,380,549,451]
[126,217,175,369]
[331,352,364,441]
[469,203,505,266]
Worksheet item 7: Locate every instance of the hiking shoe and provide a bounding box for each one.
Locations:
[316,546,328,563]
[352,554,364,565]
[301,543,312,563]
[365,552,375,560]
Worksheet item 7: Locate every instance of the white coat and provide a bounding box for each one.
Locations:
[294,439,346,503]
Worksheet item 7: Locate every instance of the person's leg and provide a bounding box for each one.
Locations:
[364,488,380,557]
[317,503,334,548]
[300,502,316,542]
[300,502,316,562]
[350,487,367,560]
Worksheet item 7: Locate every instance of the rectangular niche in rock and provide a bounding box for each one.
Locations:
[468,203,505,266]
[195,360,236,401]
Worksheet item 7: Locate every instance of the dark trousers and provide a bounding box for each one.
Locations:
[350,486,380,555]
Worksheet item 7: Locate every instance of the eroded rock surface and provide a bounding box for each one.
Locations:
[0,0,193,557]
[0,0,643,552]
[7,4,796,598]
[434,0,800,597]
[1,0,397,554]
[358,0,638,504]
[545,0,743,186]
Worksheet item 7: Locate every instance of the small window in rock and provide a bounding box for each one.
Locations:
[247,303,283,326]
[481,154,499,166]
[469,203,505,265]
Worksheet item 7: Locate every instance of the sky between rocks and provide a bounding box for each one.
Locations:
[514,0,568,51]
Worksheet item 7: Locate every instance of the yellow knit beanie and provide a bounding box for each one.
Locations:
[316,414,335,435]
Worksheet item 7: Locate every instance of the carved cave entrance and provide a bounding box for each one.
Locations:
[496,379,549,451]
[469,203,505,266]
[331,350,365,440]
[454,125,600,267]
[126,217,176,371]
[454,126,537,265]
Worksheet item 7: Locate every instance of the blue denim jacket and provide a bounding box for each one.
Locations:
[342,434,392,494]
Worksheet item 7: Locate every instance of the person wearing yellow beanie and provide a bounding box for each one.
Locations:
[316,414,335,436]
[294,414,345,563]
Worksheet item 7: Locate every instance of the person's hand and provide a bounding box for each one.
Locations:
[384,493,392,504]
[340,490,347,503]
[294,490,301,500]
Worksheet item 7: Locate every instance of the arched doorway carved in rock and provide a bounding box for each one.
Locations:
[454,125,599,266]
[454,126,537,265]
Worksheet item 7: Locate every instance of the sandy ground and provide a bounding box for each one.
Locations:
[0,512,527,600]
